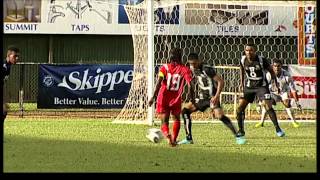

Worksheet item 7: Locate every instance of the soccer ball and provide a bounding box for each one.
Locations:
[146,128,164,143]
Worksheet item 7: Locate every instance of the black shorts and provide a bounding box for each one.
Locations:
[194,99,221,112]
[242,86,271,103]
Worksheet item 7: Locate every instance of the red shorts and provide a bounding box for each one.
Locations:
[156,94,181,116]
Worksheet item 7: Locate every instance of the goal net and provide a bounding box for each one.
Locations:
[114,0,316,125]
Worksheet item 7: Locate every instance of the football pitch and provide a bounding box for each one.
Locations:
[3,118,316,172]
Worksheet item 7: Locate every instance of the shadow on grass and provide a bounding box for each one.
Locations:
[3,134,316,173]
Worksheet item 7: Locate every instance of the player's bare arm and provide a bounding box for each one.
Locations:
[211,74,224,106]
[239,65,244,92]
[287,75,301,108]
[291,90,302,110]
[148,76,163,107]
[187,79,195,104]
[267,64,280,93]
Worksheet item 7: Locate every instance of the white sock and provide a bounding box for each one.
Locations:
[285,108,296,122]
[260,106,267,123]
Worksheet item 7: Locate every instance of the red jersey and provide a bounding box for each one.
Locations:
[156,62,192,111]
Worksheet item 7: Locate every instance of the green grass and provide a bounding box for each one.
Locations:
[4,118,316,172]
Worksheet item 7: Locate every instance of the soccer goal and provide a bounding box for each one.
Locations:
[113,0,317,125]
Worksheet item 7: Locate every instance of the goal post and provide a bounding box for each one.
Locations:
[147,0,155,126]
[114,0,317,124]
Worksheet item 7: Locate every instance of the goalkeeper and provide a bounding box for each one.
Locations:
[255,59,302,128]
[178,53,243,145]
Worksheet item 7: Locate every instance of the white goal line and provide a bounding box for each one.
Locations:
[152,119,316,124]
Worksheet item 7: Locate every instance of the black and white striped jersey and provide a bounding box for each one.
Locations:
[192,64,217,100]
[240,55,270,88]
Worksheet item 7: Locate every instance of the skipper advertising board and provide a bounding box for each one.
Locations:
[38,64,133,108]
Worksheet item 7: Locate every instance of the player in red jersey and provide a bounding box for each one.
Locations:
[148,48,194,147]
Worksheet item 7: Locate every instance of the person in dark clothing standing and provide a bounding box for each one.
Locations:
[236,43,285,143]
[2,46,20,121]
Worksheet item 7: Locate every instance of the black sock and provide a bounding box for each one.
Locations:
[266,108,281,132]
[182,108,193,140]
[236,109,245,135]
[219,115,237,137]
